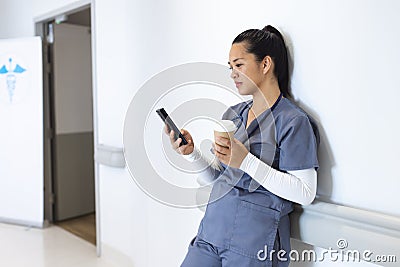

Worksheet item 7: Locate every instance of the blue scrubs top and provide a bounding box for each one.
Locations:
[197,95,319,263]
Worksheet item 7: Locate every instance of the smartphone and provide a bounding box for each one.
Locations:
[156,108,188,146]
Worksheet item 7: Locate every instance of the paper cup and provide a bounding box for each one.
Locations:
[213,120,237,147]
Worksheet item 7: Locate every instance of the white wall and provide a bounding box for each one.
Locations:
[99,0,400,217]
[98,1,400,266]
[96,0,400,266]
[0,0,34,38]
[1,0,399,266]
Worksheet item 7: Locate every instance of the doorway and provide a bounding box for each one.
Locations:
[37,6,97,246]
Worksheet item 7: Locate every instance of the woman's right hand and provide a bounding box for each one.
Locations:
[164,124,194,155]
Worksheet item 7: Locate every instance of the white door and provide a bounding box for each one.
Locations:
[52,23,95,221]
[0,37,44,227]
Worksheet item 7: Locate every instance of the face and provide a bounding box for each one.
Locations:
[228,42,266,95]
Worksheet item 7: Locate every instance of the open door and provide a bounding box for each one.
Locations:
[38,6,97,246]
[51,22,95,221]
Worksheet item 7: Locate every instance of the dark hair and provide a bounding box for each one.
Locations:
[232,25,290,98]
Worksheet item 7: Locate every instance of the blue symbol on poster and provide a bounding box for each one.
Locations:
[0,58,26,102]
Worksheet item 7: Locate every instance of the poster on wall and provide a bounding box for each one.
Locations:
[0,56,27,103]
[0,37,44,226]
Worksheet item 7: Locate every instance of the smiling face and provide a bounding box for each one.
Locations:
[228,42,267,95]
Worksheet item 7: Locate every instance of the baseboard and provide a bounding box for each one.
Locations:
[290,200,400,266]
[0,217,45,228]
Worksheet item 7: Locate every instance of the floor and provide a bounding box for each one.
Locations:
[56,213,96,245]
[0,222,116,267]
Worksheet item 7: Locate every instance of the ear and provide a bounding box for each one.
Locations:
[262,56,272,75]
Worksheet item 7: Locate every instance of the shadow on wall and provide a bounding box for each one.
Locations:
[283,28,335,202]
[296,101,335,201]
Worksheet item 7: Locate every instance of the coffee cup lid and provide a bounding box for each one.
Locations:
[214,120,237,132]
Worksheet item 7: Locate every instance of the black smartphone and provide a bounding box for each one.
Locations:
[156,108,188,146]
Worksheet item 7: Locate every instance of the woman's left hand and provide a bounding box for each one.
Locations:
[212,136,249,168]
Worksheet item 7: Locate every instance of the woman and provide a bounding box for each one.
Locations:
[165,25,319,267]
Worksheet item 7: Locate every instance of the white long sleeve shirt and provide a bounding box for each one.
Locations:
[182,146,317,205]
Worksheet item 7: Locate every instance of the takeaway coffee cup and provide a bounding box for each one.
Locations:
[213,120,237,147]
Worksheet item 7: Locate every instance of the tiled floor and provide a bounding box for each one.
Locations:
[0,222,115,267]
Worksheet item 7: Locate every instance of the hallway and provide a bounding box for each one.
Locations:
[0,222,115,267]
